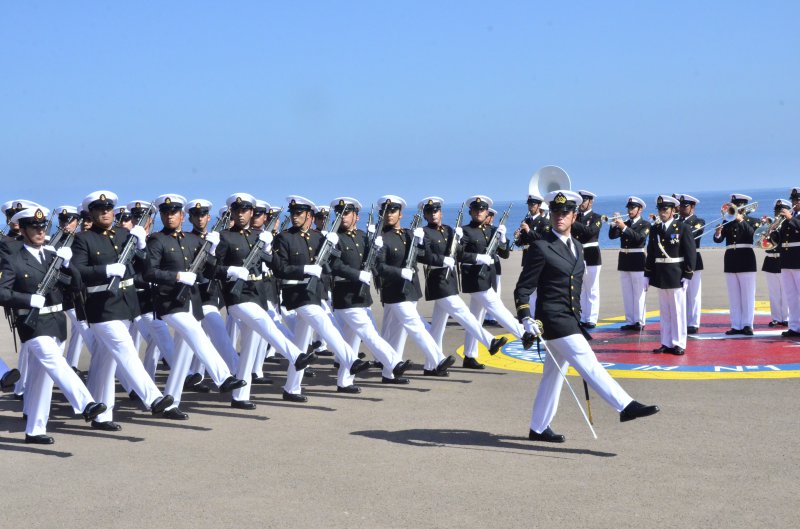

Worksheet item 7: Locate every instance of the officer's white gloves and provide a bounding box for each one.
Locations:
[358,271,372,285]
[443,256,456,270]
[413,227,425,244]
[129,226,147,250]
[29,294,46,309]
[497,224,507,243]
[226,266,248,282]
[373,236,384,249]
[325,232,339,246]
[523,318,542,337]
[205,231,220,253]
[56,247,72,268]
[455,227,464,239]
[475,254,494,266]
[178,271,197,286]
[401,268,414,281]
[304,264,322,278]
[106,263,126,278]
[367,224,376,235]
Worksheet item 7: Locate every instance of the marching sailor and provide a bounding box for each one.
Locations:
[608,196,650,331]
[762,200,791,328]
[571,190,603,329]
[676,194,705,334]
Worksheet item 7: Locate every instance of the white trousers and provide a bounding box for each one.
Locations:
[142,316,174,379]
[462,289,524,359]
[227,302,302,398]
[250,301,284,377]
[619,271,647,326]
[200,305,239,373]
[88,320,164,422]
[580,265,601,324]
[24,336,94,436]
[65,308,89,369]
[430,295,495,357]
[335,307,400,379]
[161,307,233,407]
[780,269,800,332]
[14,342,29,396]
[765,271,789,323]
[530,333,633,433]
[658,286,687,349]
[725,272,756,329]
[382,301,444,371]
[686,270,702,328]
[293,304,356,388]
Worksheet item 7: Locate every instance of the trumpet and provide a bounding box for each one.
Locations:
[601,213,631,223]
[694,201,760,240]
[754,216,786,250]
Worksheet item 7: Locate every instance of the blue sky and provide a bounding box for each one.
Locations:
[1,1,798,210]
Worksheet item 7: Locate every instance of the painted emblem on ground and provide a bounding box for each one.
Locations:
[460,306,800,379]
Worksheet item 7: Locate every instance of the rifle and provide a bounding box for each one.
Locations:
[306,211,343,293]
[22,232,75,328]
[444,202,465,281]
[358,204,384,298]
[175,209,231,303]
[401,206,424,297]
[228,218,279,298]
[48,227,67,249]
[279,214,290,233]
[108,201,157,295]
[477,203,512,280]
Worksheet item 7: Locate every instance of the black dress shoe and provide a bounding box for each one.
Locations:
[163,407,189,420]
[82,402,107,422]
[742,326,754,336]
[725,328,743,335]
[782,329,800,337]
[151,395,174,415]
[357,351,366,359]
[184,373,203,388]
[349,359,371,376]
[528,427,565,443]
[188,381,212,393]
[381,376,410,384]
[307,340,322,353]
[294,351,317,371]
[129,390,142,404]
[337,385,361,394]
[371,361,385,369]
[282,391,308,403]
[0,368,21,392]
[251,374,273,385]
[780,321,789,327]
[671,346,685,356]
[219,376,247,393]
[488,336,508,355]
[333,361,340,368]
[91,420,122,431]
[437,355,456,373]
[231,399,256,410]
[686,326,699,334]
[423,368,449,377]
[521,332,538,350]
[620,400,660,422]
[462,357,485,370]
[580,322,596,329]
[315,349,334,357]
[768,320,781,328]
[392,360,412,378]
[621,323,644,331]
[25,434,54,445]
[652,345,672,354]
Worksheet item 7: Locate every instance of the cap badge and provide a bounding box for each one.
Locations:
[165,197,171,205]
[99,194,106,201]
[554,193,567,205]
[196,202,202,209]
[34,209,44,220]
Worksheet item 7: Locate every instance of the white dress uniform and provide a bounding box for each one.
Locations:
[775,188,800,335]
[608,197,650,330]
[573,190,603,327]
[763,200,792,325]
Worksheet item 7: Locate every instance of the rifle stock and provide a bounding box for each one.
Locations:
[477,204,512,280]
[23,232,75,328]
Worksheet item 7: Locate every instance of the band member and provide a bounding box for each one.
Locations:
[272,196,370,394]
[459,195,525,368]
[0,206,107,443]
[676,194,705,333]
[645,196,697,355]
[144,194,247,419]
[712,193,761,335]
[608,196,650,331]
[327,197,412,383]
[72,191,174,431]
[572,190,602,328]
[214,192,316,407]
[417,197,507,371]
[514,192,551,254]
[514,190,659,443]
[773,187,800,337]
[762,200,791,327]
[375,195,455,376]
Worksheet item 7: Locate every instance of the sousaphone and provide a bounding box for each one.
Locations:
[529,166,571,214]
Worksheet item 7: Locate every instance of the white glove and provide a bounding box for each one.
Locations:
[205,231,220,252]
[226,266,248,281]
[475,254,494,266]
[178,271,197,286]
[497,224,507,243]
[455,226,464,239]
[56,247,72,268]
[129,225,147,250]
[325,232,339,246]
[106,263,126,278]
[523,318,542,337]
[681,278,689,289]
[29,294,46,309]
[321,230,329,237]
[358,270,372,285]
[261,262,269,273]
[373,236,384,249]
[367,224,376,234]
[44,245,56,253]
[443,256,455,270]
[401,268,414,281]
[643,277,649,291]
[413,227,425,244]
[304,264,322,278]
[258,231,273,245]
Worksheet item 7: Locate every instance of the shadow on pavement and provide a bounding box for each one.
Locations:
[351,428,617,458]
[0,435,73,458]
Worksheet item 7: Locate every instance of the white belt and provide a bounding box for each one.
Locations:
[619,248,645,254]
[782,242,800,248]
[725,244,752,250]
[18,304,63,316]
[765,253,780,258]
[86,278,134,294]
[283,278,310,285]
[655,257,684,264]
[582,242,599,248]
[247,273,264,281]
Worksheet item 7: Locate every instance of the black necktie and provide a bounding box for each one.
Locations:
[566,239,575,260]
[38,250,45,265]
